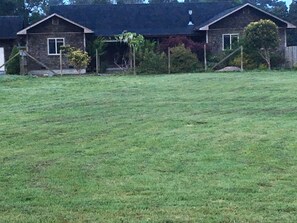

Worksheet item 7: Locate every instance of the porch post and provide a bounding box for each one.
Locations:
[204,44,207,71]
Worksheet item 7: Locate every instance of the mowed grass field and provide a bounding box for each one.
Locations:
[0,72,297,223]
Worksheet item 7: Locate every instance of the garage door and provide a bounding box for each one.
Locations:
[0,47,4,74]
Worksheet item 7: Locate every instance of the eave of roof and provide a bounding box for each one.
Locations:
[198,3,296,31]
[17,13,94,35]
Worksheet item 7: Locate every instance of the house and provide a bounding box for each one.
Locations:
[17,14,93,75]
[0,16,24,73]
[17,2,296,74]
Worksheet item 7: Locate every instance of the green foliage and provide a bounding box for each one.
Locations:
[170,44,202,73]
[137,51,167,74]
[136,39,158,63]
[115,31,144,50]
[88,37,107,59]
[135,39,167,74]
[6,46,20,75]
[244,19,280,70]
[65,47,91,75]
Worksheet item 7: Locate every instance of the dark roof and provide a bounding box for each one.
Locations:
[0,16,24,39]
[198,3,295,30]
[50,2,238,36]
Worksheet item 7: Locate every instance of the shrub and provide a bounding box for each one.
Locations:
[137,51,167,74]
[159,36,209,61]
[170,45,202,73]
[65,47,91,75]
[231,50,285,70]
[6,46,20,75]
[136,39,158,64]
[231,52,260,70]
[136,40,167,74]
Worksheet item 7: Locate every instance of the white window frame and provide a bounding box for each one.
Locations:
[222,33,239,51]
[47,38,65,55]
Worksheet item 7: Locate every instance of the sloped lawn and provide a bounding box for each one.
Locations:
[0,72,297,222]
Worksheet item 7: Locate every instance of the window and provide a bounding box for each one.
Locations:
[48,38,64,55]
[222,34,239,50]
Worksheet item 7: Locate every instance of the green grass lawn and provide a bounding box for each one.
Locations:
[1,72,297,222]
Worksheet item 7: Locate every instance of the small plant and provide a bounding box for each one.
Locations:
[6,46,20,75]
[64,46,91,75]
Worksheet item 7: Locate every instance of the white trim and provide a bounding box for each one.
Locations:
[17,13,94,35]
[206,30,209,43]
[47,38,65,55]
[199,3,296,31]
[222,33,239,51]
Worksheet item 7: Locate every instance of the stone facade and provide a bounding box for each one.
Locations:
[25,16,85,72]
[207,6,288,54]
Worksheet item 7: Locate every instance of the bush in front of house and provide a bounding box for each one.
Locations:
[136,40,167,74]
[170,44,202,73]
[6,46,20,75]
[159,36,209,62]
[137,50,167,74]
[65,47,91,75]
[230,50,286,70]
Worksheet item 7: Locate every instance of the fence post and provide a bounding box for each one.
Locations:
[168,47,171,74]
[204,44,207,71]
[240,46,243,72]
[96,49,99,75]
[20,50,26,75]
[133,46,136,75]
[60,49,63,76]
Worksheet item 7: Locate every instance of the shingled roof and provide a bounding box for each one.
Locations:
[0,16,24,39]
[50,2,238,37]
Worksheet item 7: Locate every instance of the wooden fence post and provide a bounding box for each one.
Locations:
[133,46,136,75]
[60,49,63,76]
[96,49,99,75]
[168,47,171,74]
[204,44,207,71]
[240,46,243,72]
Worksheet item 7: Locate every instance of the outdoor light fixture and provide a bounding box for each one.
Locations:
[188,10,194,25]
